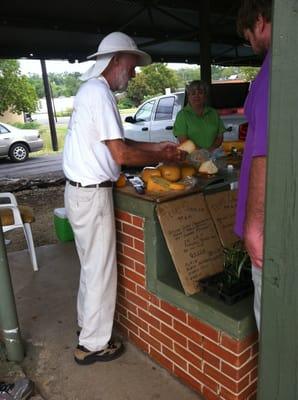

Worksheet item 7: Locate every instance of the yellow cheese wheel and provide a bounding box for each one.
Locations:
[141,167,161,183]
[159,165,181,182]
[222,141,245,154]
[181,165,196,178]
[169,182,186,191]
[177,140,196,154]
[146,176,171,192]
[115,174,126,188]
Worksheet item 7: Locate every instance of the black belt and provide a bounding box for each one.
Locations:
[67,179,113,188]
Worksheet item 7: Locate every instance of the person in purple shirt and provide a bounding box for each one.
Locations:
[235,0,272,331]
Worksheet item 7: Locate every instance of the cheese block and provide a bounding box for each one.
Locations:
[159,165,181,182]
[146,176,171,192]
[181,165,196,178]
[169,182,186,191]
[177,140,196,154]
[198,160,218,174]
[141,167,161,183]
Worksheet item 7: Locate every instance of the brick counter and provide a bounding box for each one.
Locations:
[114,190,258,400]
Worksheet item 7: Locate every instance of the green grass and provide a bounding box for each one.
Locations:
[119,108,137,115]
[33,124,68,156]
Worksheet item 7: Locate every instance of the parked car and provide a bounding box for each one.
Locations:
[123,82,249,145]
[0,122,43,162]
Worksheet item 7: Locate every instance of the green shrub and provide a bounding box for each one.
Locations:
[13,121,40,129]
[118,97,135,109]
[56,108,73,117]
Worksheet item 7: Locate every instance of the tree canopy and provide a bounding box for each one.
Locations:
[27,72,82,98]
[5,61,259,114]
[0,60,38,116]
[126,63,179,106]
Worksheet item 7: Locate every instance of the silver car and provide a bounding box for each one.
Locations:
[0,122,43,162]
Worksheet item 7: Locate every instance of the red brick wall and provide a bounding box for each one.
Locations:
[115,209,259,400]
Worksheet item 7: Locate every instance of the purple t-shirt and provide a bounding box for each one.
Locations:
[234,52,270,238]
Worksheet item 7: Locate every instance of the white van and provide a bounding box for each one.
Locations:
[123,82,249,144]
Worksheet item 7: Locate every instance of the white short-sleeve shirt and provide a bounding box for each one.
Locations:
[63,77,123,186]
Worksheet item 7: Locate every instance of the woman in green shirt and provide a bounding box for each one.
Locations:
[174,80,225,151]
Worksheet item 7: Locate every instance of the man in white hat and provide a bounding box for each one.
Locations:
[63,32,186,365]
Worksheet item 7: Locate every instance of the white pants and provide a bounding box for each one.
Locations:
[65,183,117,351]
[251,265,262,332]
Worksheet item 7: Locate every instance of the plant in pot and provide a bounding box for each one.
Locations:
[200,241,253,304]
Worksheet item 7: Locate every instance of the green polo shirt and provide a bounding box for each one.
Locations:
[173,105,226,149]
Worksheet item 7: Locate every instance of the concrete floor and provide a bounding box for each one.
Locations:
[5,243,202,400]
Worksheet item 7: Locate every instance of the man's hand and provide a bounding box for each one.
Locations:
[160,142,187,163]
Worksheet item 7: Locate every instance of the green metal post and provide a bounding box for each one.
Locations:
[258,0,298,398]
[0,224,24,362]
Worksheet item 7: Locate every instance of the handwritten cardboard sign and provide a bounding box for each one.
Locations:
[205,190,238,248]
[156,193,224,296]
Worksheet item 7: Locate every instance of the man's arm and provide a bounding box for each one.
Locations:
[244,156,267,267]
[106,139,186,166]
[125,139,177,152]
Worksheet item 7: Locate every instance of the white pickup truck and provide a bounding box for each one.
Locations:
[123,82,249,144]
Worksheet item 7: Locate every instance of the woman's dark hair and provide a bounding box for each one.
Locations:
[237,0,272,37]
[186,80,209,97]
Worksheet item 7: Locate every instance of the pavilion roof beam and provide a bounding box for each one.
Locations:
[117,5,147,31]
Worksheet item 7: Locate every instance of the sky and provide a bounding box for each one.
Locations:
[18,59,196,76]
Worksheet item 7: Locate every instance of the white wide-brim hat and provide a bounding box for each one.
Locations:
[80,31,151,81]
[80,54,115,81]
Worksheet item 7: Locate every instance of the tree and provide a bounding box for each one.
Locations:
[211,65,259,81]
[28,71,82,99]
[126,63,179,106]
[141,63,178,95]
[63,72,81,97]
[0,60,38,116]
[126,73,150,105]
[175,67,200,87]
[238,66,259,81]
[28,73,45,98]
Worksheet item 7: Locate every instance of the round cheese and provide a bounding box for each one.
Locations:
[181,165,196,178]
[141,167,161,183]
[159,165,181,182]
[115,174,126,188]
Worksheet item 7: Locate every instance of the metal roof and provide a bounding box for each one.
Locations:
[0,0,260,66]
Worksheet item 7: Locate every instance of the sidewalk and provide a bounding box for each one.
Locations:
[1,243,201,400]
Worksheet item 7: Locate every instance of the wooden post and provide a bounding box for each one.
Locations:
[199,0,211,87]
[40,60,58,151]
[258,0,298,398]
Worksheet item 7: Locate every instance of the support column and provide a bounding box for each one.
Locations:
[258,0,298,398]
[40,59,58,151]
[0,225,24,362]
[199,0,211,87]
